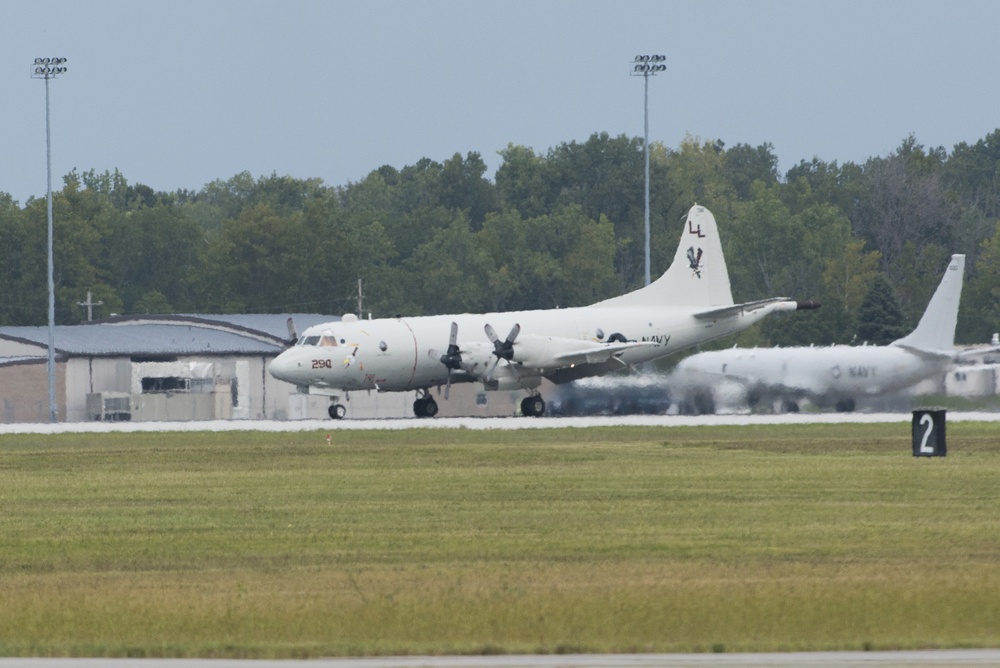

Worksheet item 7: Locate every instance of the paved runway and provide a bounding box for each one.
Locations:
[2,411,1000,434]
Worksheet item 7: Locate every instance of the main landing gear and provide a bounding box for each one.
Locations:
[520,394,545,417]
[410,391,545,418]
[413,393,439,418]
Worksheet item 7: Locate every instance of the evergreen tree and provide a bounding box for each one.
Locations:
[855,274,909,345]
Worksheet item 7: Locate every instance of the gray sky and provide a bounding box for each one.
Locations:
[2,0,998,206]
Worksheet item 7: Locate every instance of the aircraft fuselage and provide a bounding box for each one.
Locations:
[677,344,950,405]
[270,304,772,394]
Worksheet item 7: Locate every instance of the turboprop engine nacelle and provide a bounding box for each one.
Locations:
[483,363,542,392]
[509,335,598,370]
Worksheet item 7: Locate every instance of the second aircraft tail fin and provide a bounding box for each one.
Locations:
[892,254,965,353]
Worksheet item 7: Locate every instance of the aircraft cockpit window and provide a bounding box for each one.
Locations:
[319,334,338,347]
[302,336,321,346]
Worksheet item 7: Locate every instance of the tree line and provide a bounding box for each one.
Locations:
[3,129,1000,353]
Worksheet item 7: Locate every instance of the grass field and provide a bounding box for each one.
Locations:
[0,422,998,658]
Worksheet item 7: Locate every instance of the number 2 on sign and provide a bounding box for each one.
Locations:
[919,413,935,454]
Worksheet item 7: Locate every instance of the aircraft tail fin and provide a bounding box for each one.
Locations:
[596,204,734,308]
[892,254,965,353]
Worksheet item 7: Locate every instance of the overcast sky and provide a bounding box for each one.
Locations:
[2,0,998,206]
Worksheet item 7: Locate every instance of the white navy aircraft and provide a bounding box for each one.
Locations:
[672,254,967,414]
[268,204,818,418]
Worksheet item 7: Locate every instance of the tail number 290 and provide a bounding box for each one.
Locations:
[311,359,332,369]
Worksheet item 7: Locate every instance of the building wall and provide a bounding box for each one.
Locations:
[0,360,65,423]
[66,357,131,421]
[0,340,50,357]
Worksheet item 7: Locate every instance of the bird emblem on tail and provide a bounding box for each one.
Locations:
[687,246,703,278]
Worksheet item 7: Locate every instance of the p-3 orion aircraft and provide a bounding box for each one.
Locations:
[268,204,819,418]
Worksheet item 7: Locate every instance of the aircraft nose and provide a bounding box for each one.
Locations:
[268,350,301,384]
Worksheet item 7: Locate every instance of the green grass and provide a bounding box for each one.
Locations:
[1,423,999,657]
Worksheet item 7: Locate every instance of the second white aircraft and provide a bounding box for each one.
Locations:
[268,204,818,418]
[671,254,967,413]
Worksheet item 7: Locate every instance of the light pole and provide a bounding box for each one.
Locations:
[631,54,665,286]
[32,57,67,423]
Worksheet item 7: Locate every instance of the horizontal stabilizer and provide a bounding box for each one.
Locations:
[693,297,803,320]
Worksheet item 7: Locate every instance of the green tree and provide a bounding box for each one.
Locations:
[961,221,1000,343]
[496,144,558,218]
[104,203,205,313]
[723,142,779,200]
[855,274,909,345]
[822,238,882,315]
[547,133,647,286]
[133,290,173,314]
[438,152,499,228]
[495,143,557,219]
[855,137,957,268]
[476,206,618,311]
[727,185,793,299]
[0,193,43,324]
[196,203,310,312]
[400,212,492,315]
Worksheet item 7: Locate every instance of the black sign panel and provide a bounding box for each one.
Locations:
[912,409,946,457]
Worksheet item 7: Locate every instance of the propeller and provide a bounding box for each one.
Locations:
[484,323,520,381]
[440,322,462,370]
[485,323,519,360]
[430,321,463,399]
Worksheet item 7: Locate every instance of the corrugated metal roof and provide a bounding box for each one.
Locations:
[92,313,338,342]
[0,324,286,357]
[180,314,339,338]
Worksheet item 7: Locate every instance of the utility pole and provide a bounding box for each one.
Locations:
[32,57,68,423]
[77,291,103,322]
[357,279,364,319]
[631,54,666,286]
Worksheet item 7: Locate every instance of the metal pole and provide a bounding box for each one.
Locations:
[631,55,665,287]
[32,57,67,423]
[643,72,650,286]
[45,74,55,422]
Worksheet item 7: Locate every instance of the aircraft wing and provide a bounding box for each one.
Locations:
[550,340,659,366]
[693,298,819,320]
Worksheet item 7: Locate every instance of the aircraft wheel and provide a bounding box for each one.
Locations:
[692,391,715,415]
[423,397,439,417]
[413,396,439,418]
[328,404,346,420]
[835,399,856,412]
[521,395,545,417]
